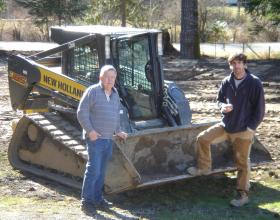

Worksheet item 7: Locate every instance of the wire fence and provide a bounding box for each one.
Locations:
[173,42,280,59]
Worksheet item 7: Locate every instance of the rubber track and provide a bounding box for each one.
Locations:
[9,112,87,189]
[27,112,88,160]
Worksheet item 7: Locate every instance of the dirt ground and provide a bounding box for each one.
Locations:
[0,54,279,219]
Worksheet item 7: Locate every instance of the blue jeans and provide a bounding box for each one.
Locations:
[81,138,113,204]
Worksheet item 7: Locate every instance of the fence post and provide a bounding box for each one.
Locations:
[170,26,173,43]
[174,25,177,43]
[215,41,217,58]
[268,46,271,60]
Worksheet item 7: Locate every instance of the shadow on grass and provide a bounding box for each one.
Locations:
[21,171,280,220]
[109,174,280,220]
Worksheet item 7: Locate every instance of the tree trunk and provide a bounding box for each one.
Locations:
[121,0,126,27]
[237,0,241,20]
[180,0,200,59]
[162,29,180,56]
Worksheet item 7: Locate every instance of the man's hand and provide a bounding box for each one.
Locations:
[221,103,233,113]
[88,130,101,141]
[116,131,128,140]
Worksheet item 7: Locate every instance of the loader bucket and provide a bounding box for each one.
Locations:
[8,114,271,194]
[107,121,271,193]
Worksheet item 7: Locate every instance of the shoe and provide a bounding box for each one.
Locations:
[81,202,96,214]
[95,199,112,209]
[187,167,211,176]
[230,191,249,207]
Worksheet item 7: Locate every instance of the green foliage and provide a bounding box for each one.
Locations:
[15,0,88,39]
[52,0,89,25]
[15,0,88,26]
[86,0,149,27]
[15,0,52,27]
[198,4,230,42]
[208,20,228,43]
[0,0,5,11]
[245,0,280,25]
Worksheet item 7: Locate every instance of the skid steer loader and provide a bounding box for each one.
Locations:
[8,25,271,194]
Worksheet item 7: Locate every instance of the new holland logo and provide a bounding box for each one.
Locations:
[42,75,84,98]
[39,67,86,100]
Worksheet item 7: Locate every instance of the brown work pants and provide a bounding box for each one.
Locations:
[196,123,254,193]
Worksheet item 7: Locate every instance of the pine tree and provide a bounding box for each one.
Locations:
[245,0,280,25]
[15,0,88,39]
[0,0,5,11]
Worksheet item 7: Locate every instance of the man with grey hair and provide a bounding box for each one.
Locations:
[187,53,265,207]
[77,65,127,213]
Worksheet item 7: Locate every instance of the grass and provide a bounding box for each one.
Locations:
[0,195,79,214]
[253,177,280,214]
[0,150,21,178]
[0,196,32,207]
[113,174,280,220]
[1,168,278,219]
[0,140,279,219]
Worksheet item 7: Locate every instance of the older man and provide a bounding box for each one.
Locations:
[188,53,265,207]
[77,65,127,213]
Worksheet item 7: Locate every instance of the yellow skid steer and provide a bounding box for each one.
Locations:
[8,26,271,193]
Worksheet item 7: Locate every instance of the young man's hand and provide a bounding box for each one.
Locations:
[116,131,128,140]
[88,130,101,141]
[221,103,233,113]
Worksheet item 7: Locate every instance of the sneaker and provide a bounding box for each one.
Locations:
[187,167,211,176]
[230,191,249,207]
[81,202,96,214]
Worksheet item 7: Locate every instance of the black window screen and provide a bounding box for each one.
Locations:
[69,43,100,84]
[117,37,152,93]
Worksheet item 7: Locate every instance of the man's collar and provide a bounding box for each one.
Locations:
[98,81,117,93]
[230,69,250,80]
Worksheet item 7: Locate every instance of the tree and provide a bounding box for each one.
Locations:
[245,0,280,25]
[52,0,89,26]
[180,0,200,59]
[0,0,6,40]
[0,0,5,11]
[198,0,227,42]
[15,0,88,40]
[86,0,148,27]
[120,0,126,26]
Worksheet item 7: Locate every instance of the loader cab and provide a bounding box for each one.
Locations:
[51,26,164,122]
[112,33,163,121]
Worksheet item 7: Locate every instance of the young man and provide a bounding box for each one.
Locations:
[187,53,265,207]
[77,65,127,213]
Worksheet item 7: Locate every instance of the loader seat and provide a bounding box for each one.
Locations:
[134,118,166,130]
